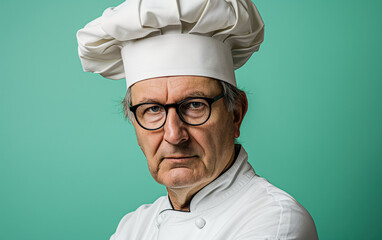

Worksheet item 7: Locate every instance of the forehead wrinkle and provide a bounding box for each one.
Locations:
[166,77,215,102]
[132,77,169,105]
[134,76,219,104]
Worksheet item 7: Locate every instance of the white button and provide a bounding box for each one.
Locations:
[195,218,206,229]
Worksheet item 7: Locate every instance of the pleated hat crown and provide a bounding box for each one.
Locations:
[77,0,264,88]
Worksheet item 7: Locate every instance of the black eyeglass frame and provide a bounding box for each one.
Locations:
[129,93,224,130]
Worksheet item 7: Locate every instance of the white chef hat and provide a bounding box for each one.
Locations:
[77,0,264,88]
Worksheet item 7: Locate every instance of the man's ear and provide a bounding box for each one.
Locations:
[233,92,248,138]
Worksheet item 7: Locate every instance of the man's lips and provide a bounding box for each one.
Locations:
[162,155,197,162]
[164,155,196,159]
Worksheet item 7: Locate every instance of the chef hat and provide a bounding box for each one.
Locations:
[77,0,264,88]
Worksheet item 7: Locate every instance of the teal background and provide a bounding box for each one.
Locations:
[0,0,381,239]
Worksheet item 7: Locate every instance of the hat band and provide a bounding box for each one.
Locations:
[121,34,236,88]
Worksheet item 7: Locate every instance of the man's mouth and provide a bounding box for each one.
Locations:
[163,155,197,163]
[165,155,194,158]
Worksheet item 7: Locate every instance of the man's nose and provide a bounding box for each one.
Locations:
[163,108,189,145]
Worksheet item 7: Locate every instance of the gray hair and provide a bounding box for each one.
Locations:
[122,80,245,121]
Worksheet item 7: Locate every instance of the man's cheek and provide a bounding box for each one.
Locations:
[136,132,153,155]
[134,126,144,146]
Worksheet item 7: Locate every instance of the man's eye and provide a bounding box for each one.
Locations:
[148,106,161,112]
[182,100,208,111]
[189,102,203,109]
[140,105,163,115]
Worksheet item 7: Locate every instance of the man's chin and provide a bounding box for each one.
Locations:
[159,168,203,189]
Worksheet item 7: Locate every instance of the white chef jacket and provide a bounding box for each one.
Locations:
[110,146,318,240]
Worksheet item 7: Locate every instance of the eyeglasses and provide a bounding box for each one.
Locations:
[129,94,224,130]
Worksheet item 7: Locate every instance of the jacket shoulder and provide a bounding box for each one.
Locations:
[235,176,318,239]
[110,196,167,240]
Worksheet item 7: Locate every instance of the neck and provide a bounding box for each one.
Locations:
[167,187,199,211]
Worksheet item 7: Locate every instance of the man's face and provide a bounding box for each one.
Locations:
[130,76,241,191]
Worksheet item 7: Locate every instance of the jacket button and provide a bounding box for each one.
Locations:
[195,218,206,229]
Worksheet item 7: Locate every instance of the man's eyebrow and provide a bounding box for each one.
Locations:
[130,97,160,106]
[186,91,208,98]
[134,91,209,105]
[136,98,159,104]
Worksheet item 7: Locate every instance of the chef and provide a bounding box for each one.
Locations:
[77,0,318,239]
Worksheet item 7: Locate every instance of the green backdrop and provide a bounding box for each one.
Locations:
[1,0,381,239]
